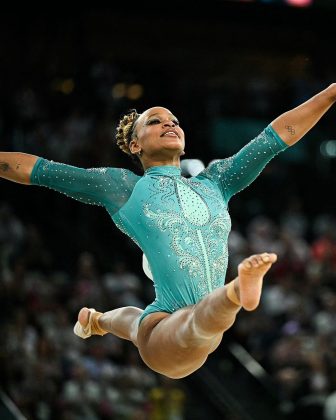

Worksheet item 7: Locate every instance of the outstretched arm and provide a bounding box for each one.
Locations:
[271,83,336,146]
[201,83,336,201]
[1,152,140,213]
[0,152,38,184]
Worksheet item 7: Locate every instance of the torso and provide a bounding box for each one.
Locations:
[111,165,231,318]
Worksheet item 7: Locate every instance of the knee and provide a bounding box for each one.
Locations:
[175,314,213,348]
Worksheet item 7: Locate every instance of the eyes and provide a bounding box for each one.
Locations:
[146,118,180,126]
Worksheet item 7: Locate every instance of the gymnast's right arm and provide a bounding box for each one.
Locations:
[0,152,140,213]
[0,152,38,184]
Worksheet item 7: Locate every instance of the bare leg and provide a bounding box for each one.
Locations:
[77,306,143,346]
[188,252,277,340]
[75,253,277,379]
[137,252,277,378]
[98,307,143,344]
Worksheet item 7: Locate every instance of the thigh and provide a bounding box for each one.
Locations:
[137,309,221,379]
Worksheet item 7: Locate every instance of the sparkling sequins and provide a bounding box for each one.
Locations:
[202,125,287,199]
[31,158,140,213]
[143,173,230,299]
[31,125,287,317]
[174,179,210,226]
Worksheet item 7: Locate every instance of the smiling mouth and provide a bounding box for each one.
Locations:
[160,131,179,138]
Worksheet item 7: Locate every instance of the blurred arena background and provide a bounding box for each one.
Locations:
[1,1,336,419]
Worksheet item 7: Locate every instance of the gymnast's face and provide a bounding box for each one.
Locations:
[129,106,185,161]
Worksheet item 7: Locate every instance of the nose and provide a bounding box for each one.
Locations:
[163,120,176,127]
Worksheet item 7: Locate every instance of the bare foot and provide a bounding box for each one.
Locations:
[238,252,277,311]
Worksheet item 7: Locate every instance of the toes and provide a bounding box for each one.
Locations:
[257,255,264,265]
[241,253,278,270]
[252,257,260,267]
[245,253,278,267]
[249,255,262,267]
[261,253,270,263]
[244,260,252,269]
[263,253,277,263]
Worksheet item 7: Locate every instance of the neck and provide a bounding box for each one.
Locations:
[141,156,181,171]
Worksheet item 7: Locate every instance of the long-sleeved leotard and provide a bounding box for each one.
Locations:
[31,125,287,323]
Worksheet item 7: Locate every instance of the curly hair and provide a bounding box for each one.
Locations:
[115,109,141,156]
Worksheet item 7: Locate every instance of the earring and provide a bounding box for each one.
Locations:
[137,150,142,157]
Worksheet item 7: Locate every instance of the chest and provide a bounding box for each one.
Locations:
[121,175,229,228]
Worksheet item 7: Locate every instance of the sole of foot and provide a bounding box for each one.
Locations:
[238,252,277,311]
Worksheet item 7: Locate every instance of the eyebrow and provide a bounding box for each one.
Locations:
[147,113,177,120]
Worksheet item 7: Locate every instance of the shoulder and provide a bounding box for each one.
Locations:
[197,158,233,179]
[105,166,142,184]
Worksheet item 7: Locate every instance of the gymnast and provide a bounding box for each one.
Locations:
[1,83,335,379]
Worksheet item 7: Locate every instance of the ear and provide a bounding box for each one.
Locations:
[129,139,141,155]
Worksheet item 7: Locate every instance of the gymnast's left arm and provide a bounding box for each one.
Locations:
[200,83,336,201]
[271,83,336,145]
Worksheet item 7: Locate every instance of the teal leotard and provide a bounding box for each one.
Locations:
[30,125,287,323]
